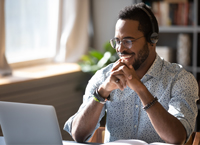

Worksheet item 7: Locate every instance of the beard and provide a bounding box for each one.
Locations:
[132,42,149,70]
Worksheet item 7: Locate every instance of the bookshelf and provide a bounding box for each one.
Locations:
[141,0,200,131]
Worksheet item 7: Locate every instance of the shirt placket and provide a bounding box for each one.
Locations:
[132,92,141,138]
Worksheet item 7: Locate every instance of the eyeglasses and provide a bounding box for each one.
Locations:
[110,36,144,49]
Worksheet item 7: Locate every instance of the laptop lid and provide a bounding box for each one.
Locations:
[0,101,63,145]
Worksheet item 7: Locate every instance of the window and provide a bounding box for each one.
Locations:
[5,0,59,63]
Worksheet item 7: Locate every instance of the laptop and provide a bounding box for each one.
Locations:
[0,101,63,145]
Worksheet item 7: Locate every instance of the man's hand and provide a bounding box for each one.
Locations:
[110,59,142,91]
[98,59,126,96]
[98,59,143,98]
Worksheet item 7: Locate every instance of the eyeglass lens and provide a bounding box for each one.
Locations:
[110,39,133,49]
[110,36,144,50]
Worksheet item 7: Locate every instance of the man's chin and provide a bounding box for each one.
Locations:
[132,62,140,70]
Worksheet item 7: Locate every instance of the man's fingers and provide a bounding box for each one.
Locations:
[112,59,133,80]
[117,65,132,80]
[111,73,127,90]
[114,79,126,91]
[111,59,123,72]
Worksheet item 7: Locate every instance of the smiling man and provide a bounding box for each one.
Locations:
[64,3,199,144]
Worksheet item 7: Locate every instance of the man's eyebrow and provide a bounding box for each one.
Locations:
[123,36,135,39]
[114,36,135,39]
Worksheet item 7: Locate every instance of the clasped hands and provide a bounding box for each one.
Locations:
[101,59,141,94]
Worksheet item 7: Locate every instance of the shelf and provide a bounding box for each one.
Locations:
[182,66,200,72]
[159,26,200,33]
[198,104,200,110]
[183,66,194,72]
[197,67,200,72]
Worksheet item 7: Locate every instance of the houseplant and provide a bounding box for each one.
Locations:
[78,41,118,75]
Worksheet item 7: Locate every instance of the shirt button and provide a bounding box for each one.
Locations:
[134,125,137,128]
[135,105,138,108]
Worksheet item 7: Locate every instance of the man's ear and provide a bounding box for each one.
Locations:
[147,42,155,49]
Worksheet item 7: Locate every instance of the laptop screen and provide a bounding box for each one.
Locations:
[0,101,63,145]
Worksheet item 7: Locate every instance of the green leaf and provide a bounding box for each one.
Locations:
[97,52,111,68]
[78,42,119,75]
[104,41,116,55]
[89,50,103,60]
[80,55,93,64]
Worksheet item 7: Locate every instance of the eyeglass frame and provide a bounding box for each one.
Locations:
[110,35,144,50]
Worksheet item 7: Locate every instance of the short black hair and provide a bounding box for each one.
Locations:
[118,2,159,40]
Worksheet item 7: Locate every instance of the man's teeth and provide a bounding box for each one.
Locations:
[120,55,132,59]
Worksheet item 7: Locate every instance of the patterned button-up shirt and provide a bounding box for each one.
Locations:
[64,54,199,143]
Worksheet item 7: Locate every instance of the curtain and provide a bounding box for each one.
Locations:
[54,0,89,63]
[0,0,12,76]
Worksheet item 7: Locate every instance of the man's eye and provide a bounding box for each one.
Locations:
[116,40,120,44]
[124,40,132,44]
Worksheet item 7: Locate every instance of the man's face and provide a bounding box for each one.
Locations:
[115,19,149,70]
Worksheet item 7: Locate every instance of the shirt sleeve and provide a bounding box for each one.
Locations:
[63,64,112,139]
[169,69,199,140]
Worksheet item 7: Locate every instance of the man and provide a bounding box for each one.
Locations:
[64,3,199,144]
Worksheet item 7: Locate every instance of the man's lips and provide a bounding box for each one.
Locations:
[120,54,132,59]
[117,52,135,60]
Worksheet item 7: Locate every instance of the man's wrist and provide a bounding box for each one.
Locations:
[134,82,147,95]
[98,86,111,99]
[93,88,110,104]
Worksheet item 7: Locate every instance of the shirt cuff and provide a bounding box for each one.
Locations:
[178,117,193,142]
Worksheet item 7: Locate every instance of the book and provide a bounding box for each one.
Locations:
[156,46,175,63]
[150,0,194,26]
[176,33,191,66]
[104,139,174,145]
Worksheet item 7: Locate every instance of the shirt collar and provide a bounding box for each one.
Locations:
[141,54,163,82]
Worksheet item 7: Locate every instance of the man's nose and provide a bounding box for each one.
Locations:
[117,42,126,52]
